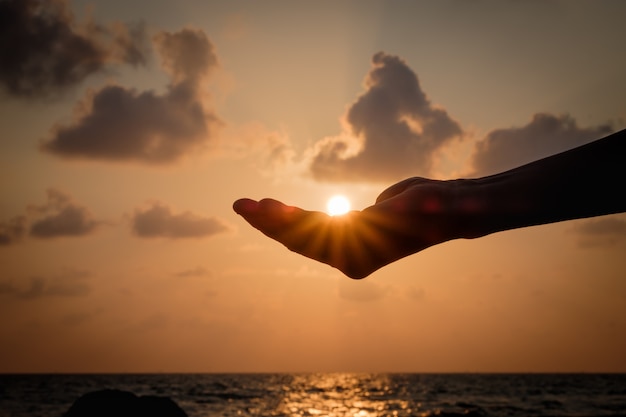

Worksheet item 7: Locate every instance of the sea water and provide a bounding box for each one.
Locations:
[1,373,625,417]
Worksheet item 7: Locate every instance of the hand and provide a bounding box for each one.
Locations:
[233,177,473,279]
[235,131,626,278]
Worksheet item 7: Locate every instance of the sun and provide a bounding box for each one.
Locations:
[326,195,351,216]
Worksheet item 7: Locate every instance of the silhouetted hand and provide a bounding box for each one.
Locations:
[233,177,473,279]
[234,130,626,279]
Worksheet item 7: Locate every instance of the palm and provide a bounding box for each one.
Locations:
[233,177,459,279]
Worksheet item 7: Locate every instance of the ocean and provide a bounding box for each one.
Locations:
[1,373,625,417]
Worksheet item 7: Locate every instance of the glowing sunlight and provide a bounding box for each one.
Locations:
[326,195,351,216]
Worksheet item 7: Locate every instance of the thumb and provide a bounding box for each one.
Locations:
[375,177,430,203]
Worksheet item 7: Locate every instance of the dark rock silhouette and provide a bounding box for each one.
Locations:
[63,389,188,417]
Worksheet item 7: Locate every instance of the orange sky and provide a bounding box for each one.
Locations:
[1,0,625,373]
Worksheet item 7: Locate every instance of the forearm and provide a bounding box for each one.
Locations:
[462,129,626,237]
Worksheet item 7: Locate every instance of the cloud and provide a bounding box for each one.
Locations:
[132,202,228,239]
[470,113,612,176]
[0,268,91,300]
[41,28,222,165]
[221,122,296,178]
[0,189,100,246]
[309,52,463,182]
[28,189,100,238]
[154,29,218,85]
[174,266,211,278]
[0,0,148,98]
[407,286,426,302]
[568,217,626,248]
[0,216,27,245]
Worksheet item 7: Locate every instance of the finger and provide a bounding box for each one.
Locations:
[234,199,379,278]
[375,177,429,203]
[233,198,258,215]
[234,198,306,237]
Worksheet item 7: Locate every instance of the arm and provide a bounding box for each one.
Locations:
[465,128,626,237]
[233,129,626,279]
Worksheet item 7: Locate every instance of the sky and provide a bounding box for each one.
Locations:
[1,0,626,373]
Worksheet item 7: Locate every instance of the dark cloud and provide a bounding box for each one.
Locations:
[41,28,222,164]
[471,113,612,176]
[1,189,100,246]
[0,0,148,98]
[29,189,99,238]
[0,216,27,245]
[132,202,228,239]
[154,29,218,85]
[568,217,626,248]
[0,268,91,300]
[309,52,463,182]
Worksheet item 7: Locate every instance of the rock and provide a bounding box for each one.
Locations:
[63,389,188,417]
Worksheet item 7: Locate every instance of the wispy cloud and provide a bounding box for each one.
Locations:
[132,202,229,239]
[220,122,296,178]
[0,189,101,245]
[568,216,626,249]
[470,113,612,176]
[173,266,212,278]
[308,52,462,182]
[0,216,27,246]
[28,189,100,238]
[41,28,222,164]
[0,0,148,98]
[0,268,92,300]
[407,286,426,302]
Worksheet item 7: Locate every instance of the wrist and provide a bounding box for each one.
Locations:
[453,174,524,239]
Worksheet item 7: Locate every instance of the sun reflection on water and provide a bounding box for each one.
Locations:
[278,373,412,417]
